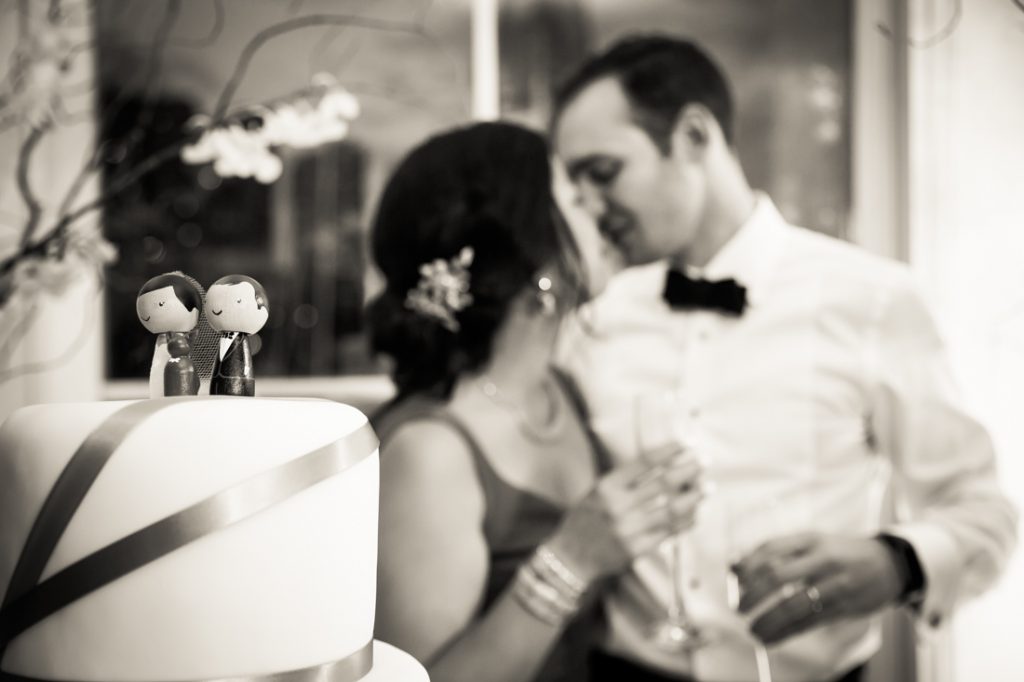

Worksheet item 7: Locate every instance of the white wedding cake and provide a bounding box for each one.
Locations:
[0,397,427,682]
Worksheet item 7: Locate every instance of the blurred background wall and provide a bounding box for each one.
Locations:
[903,1,1024,680]
[0,1,1021,679]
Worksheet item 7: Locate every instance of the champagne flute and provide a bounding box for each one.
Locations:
[633,390,706,652]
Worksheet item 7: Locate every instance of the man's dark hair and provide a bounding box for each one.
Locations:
[554,35,734,154]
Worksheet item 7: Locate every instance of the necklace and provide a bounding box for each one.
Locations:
[479,375,566,443]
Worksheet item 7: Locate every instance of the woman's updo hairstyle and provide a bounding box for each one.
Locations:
[367,121,579,398]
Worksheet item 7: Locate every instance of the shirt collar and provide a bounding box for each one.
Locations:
[681,192,788,308]
[593,193,789,314]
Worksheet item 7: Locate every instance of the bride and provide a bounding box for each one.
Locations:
[367,122,705,682]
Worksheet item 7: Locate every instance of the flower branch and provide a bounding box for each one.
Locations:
[16,123,47,248]
[210,13,424,123]
[0,2,425,335]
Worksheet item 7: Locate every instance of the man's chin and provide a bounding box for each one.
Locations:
[617,243,657,268]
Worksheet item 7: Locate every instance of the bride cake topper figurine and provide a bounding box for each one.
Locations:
[136,273,203,397]
[205,274,269,397]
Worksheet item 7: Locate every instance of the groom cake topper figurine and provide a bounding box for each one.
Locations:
[206,274,269,397]
[137,272,203,397]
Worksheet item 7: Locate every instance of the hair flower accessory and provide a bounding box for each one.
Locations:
[405,247,474,332]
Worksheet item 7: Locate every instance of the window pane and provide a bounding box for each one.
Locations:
[500,0,852,238]
[97,0,471,380]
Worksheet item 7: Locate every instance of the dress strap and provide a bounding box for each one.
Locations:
[549,367,615,475]
[413,408,505,488]
[373,398,509,540]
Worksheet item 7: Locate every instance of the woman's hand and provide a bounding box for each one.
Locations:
[546,444,705,586]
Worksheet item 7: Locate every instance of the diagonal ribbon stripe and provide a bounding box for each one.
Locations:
[1,399,195,612]
[0,421,378,655]
[0,641,374,682]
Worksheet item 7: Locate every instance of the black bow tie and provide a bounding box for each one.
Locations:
[662,268,748,315]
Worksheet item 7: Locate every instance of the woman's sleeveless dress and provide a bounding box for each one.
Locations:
[373,371,610,682]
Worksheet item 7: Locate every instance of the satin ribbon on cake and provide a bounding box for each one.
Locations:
[0,643,373,682]
[0,397,377,682]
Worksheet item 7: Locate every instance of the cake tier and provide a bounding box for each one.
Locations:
[0,397,379,681]
[367,641,430,682]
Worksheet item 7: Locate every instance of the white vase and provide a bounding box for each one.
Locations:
[0,272,105,424]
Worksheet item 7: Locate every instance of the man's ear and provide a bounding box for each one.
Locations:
[671,104,715,159]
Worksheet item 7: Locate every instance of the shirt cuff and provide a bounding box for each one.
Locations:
[876,533,926,603]
[883,522,960,633]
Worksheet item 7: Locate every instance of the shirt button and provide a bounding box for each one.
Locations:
[697,329,710,342]
[928,613,942,628]
[689,408,700,419]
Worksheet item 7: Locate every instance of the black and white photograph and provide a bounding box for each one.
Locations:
[0,1,1021,681]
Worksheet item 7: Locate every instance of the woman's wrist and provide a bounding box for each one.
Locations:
[511,543,590,627]
[542,532,601,586]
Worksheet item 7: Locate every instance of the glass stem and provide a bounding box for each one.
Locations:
[754,642,773,682]
[668,535,687,623]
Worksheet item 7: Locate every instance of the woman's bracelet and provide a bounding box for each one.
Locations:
[534,545,588,598]
[511,544,590,627]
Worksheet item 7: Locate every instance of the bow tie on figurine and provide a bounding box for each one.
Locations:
[662,267,748,316]
[206,275,269,397]
[137,272,269,398]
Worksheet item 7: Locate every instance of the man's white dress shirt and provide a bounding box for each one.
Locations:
[559,195,1017,682]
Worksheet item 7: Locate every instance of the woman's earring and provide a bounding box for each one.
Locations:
[536,276,557,317]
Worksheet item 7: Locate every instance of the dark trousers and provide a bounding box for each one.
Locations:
[588,650,866,682]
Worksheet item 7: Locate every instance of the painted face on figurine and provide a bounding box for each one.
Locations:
[206,275,269,335]
[137,274,203,334]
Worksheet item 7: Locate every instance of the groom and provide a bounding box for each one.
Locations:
[206,275,269,397]
[552,35,1017,682]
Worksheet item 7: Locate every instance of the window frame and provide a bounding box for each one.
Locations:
[102,0,904,404]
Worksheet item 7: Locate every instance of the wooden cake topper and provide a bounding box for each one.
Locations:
[136,273,203,397]
[205,275,269,397]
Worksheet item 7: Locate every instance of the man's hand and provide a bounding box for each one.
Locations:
[732,533,904,645]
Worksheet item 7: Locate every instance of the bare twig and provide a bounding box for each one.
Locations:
[211,13,425,123]
[0,138,180,278]
[16,124,49,249]
[167,0,224,47]
[1,8,430,283]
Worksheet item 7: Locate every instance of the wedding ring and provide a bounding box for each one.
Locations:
[805,584,824,614]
